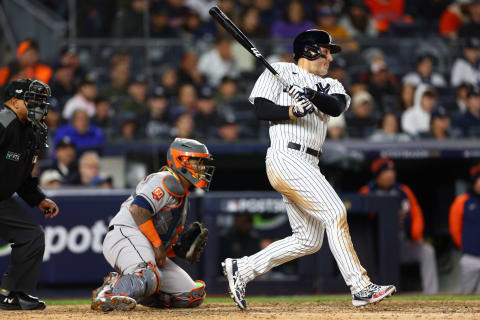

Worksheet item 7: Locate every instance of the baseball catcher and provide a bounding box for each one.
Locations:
[91,138,213,312]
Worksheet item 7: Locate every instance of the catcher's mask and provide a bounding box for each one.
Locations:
[4,78,51,130]
[166,138,215,191]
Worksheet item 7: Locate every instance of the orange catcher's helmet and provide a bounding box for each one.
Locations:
[166,138,215,191]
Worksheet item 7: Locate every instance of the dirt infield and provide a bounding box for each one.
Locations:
[1,300,479,320]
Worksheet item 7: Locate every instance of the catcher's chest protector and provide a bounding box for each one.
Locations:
[154,197,188,249]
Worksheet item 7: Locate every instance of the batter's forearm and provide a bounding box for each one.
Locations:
[307,91,346,116]
[254,97,293,121]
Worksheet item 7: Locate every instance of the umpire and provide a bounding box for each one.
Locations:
[0,79,59,310]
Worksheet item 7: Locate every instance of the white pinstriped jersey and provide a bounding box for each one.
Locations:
[235,62,372,295]
[249,62,351,151]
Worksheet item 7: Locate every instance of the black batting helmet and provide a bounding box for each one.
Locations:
[293,29,341,61]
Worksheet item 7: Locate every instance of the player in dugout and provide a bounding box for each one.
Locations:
[449,163,480,293]
[359,157,439,293]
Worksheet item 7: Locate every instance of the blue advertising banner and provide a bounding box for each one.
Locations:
[0,190,132,284]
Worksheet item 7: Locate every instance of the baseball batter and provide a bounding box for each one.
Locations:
[222,29,396,309]
[91,138,213,312]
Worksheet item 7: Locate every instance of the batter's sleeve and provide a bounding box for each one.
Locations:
[326,78,351,111]
[249,63,283,104]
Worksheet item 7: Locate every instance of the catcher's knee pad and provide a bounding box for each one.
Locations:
[111,263,162,299]
[140,280,206,308]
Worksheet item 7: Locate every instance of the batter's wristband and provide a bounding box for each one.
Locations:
[138,220,163,247]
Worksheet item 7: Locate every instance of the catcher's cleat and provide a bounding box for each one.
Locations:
[91,272,136,312]
[91,294,136,312]
[92,272,119,300]
[352,283,396,307]
[222,258,247,310]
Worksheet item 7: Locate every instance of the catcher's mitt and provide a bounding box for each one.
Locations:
[173,222,208,264]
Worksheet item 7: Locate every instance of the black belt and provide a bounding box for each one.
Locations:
[287,142,322,158]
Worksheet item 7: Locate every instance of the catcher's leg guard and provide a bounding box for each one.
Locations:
[91,263,162,312]
[91,272,136,312]
[111,263,161,298]
[139,280,206,308]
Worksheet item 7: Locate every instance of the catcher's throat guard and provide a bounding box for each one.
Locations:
[166,138,215,191]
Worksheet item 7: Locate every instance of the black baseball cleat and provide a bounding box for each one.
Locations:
[222,258,247,310]
[0,291,46,310]
[352,283,396,307]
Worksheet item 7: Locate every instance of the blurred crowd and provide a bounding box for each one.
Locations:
[0,0,479,291]
[0,0,480,189]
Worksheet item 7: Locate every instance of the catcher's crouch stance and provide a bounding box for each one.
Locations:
[91,138,213,312]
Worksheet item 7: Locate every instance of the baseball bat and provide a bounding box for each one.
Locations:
[208,6,290,89]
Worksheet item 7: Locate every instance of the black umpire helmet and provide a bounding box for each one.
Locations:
[293,29,341,62]
[3,78,51,129]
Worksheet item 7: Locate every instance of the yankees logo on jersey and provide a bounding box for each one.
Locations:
[316,82,330,94]
[249,62,351,152]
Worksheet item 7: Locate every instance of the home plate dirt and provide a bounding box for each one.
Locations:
[1,300,479,319]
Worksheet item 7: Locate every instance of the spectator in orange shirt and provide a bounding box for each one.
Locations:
[359,158,439,293]
[364,0,412,33]
[439,0,472,37]
[449,164,480,293]
[0,40,52,87]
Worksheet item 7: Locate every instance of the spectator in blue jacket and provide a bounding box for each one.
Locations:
[452,85,480,137]
[55,109,105,155]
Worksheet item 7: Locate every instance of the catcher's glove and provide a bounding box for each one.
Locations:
[173,222,208,264]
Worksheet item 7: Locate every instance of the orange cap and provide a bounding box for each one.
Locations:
[17,40,31,58]
[371,157,394,177]
[470,164,480,182]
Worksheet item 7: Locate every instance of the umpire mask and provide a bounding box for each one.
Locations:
[5,79,51,130]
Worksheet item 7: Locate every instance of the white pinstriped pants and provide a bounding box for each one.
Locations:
[236,148,371,293]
